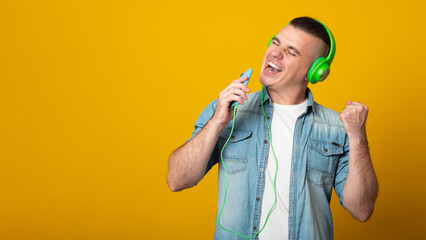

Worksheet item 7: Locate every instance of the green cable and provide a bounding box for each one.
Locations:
[218,102,279,238]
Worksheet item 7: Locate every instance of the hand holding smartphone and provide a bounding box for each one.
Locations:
[230,68,252,108]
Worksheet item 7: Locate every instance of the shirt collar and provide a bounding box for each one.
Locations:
[259,86,316,115]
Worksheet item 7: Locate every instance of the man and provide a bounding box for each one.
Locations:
[167,17,378,240]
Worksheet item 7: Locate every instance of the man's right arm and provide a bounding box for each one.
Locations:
[167,116,224,192]
[167,76,250,192]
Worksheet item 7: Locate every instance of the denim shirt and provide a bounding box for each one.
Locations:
[188,87,349,240]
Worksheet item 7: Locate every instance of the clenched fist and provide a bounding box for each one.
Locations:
[339,100,369,138]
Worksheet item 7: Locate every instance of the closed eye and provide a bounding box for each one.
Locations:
[287,46,300,56]
[272,37,280,46]
[271,37,300,56]
[288,50,296,56]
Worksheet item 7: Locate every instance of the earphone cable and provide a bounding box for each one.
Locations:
[218,102,278,239]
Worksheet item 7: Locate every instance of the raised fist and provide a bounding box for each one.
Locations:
[339,100,369,138]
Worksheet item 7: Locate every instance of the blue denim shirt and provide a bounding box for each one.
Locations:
[188,87,349,240]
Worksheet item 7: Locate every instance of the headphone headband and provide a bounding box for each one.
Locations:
[312,18,336,67]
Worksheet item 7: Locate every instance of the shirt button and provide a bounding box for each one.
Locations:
[231,135,235,139]
[259,168,264,172]
[256,197,260,202]
[291,203,294,209]
[267,116,270,120]
[253,226,257,231]
[324,147,328,152]
[264,140,268,144]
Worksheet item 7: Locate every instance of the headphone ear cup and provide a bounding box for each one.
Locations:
[307,57,330,84]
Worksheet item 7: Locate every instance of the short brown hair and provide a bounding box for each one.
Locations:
[290,17,330,49]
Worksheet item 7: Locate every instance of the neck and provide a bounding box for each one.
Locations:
[267,84,308,105]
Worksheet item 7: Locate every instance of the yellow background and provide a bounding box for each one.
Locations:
[1,0,425,239]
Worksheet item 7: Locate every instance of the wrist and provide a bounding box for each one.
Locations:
[208,115,228,133]
[347,130,368,145]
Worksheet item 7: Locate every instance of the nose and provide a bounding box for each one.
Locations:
[270,46,284,59]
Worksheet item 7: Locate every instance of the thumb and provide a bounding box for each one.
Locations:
[346,100,352,105]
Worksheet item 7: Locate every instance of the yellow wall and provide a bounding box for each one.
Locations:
[1,0,425,239]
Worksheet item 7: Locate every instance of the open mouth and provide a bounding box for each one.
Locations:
[266,61,282,73]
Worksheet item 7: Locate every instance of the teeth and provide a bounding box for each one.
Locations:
[268,61,282,71]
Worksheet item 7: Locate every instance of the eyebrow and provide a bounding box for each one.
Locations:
[272,37,301,55]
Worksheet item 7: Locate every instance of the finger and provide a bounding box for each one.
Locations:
[219,88,245,104]
[339,113,345,122]
[340,109,357,118]
[231,89,248,100]
[219,89,247,106]
[233,76,248,83]
[223,90,247,104]
[229,94,245,105]
[349,101,364,106]
[344,104,366,113]
[346,100,352,105]
[350,102,368,112]
[228,82,250,93]
[342,103,363,111]
[347,101,368,109]
[342,105,358,112]
[340,106,354,113]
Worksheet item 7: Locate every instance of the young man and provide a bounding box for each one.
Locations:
[167,17,378,240]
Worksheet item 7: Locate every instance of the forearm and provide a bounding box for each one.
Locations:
[167,117,225,192]
[342,133,378,221]
[167,76,249,192]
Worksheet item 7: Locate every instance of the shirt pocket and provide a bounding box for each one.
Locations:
[307,138,343,186]
[219,130,253,175]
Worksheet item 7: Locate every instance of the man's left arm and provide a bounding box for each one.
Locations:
[339,100,379,222]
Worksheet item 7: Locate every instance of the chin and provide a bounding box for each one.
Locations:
[259,73,275,87]
[259,75,268,87]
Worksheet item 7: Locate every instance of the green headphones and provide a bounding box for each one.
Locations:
[267,19,336,84]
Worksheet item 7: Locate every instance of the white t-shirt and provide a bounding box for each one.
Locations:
[259,99,308,240]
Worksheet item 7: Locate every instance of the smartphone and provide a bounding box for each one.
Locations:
[230,68,252,108]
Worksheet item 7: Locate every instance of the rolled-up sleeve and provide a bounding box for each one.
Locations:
[334,134,349,207]
[186,100,219,175]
